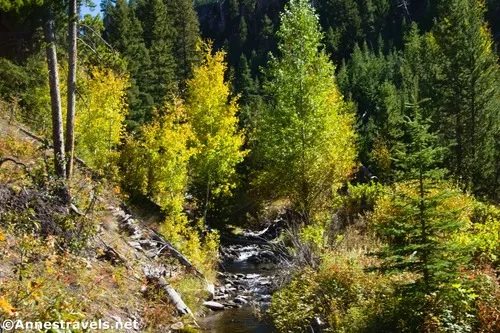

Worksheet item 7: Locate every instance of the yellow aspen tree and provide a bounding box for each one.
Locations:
[186,42,248,222]
[73,67,128,171]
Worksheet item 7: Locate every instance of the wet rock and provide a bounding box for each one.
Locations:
[203,301,225,311]
[245,273,259,279]
[222,301,241,309]
[214,294,229,301]
[247,250,278,264]
[205,283,215,300]
[233,296,248,304]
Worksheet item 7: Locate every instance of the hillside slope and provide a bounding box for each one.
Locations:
[0,119,208,332]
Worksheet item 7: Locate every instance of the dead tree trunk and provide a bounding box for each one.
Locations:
[65,0,77,179]
[43,6,66,179]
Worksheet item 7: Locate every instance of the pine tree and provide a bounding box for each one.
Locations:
[258,14,275,61]
[166,0,201,86]
[136,0,176,106]
[102,0,152,128]
[258,0,356,220]
[337,42,401,181]
[235,54,256,102]
[376,78,467,326]
[432,0,500,198]
[239,16,248,49]
[317,0,363,60]
[235,53,263,134]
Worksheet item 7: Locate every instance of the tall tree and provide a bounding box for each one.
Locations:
[71,67,129,171]
[258,0,356,220]
[121,98,192,214]
[316,0,363,61]
[166,0,201,86]
[42,4,66,178]
[65,0,77,178]
[186,42,247,222]
[103,0,152,128]
[432,0,500,198]
[136,0,176,106]
[337,42,401,180]
[375,79,467,329]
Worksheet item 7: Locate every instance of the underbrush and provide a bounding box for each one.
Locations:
[0,223,163,329]
[270,242,500,332]
[0,127,183,331]
[159,215,220,281]
[269,182,500,333]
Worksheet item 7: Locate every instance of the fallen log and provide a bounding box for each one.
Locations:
[119,203,205,279]
[149,230,204,279]
[144,271,199,327]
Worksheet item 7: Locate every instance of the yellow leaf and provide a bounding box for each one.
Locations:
[0,232,5,241]
[0,296,16,316]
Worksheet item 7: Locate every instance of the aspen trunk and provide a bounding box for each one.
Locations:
[43,7,66,178]
[65,0,78,178]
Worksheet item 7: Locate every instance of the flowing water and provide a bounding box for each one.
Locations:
[199,241,279,333]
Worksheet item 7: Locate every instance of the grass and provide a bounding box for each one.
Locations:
[0,120,201,331]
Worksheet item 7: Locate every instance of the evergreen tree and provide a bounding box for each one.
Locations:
[166,0,201,86]
[235,53,263,132]
[238,16,248,49]
[258,0,356,220]
[432,0,500,198]
[316,0,363,61]
[235,54,256,103]
[375,79,467,328]
[102,0,153,128]
[357,0,390,48]
[136,0,176,106]
[257,14,275,64]
[338,42,401,181]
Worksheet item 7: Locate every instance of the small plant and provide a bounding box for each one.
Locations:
[159,215,219,280]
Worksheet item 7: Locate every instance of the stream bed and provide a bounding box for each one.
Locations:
[198,241,279,333]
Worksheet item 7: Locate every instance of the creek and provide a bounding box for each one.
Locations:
[199,230,281,333]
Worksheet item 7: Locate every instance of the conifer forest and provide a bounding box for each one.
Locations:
[0,0,499,332]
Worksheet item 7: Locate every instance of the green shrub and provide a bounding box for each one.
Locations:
[269,252,400,333]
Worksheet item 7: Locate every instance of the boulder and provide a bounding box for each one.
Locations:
[233,296,248,304]
[203,301,225,311]
[205,283,215,300]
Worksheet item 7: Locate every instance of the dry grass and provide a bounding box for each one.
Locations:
[0,120,195,331]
